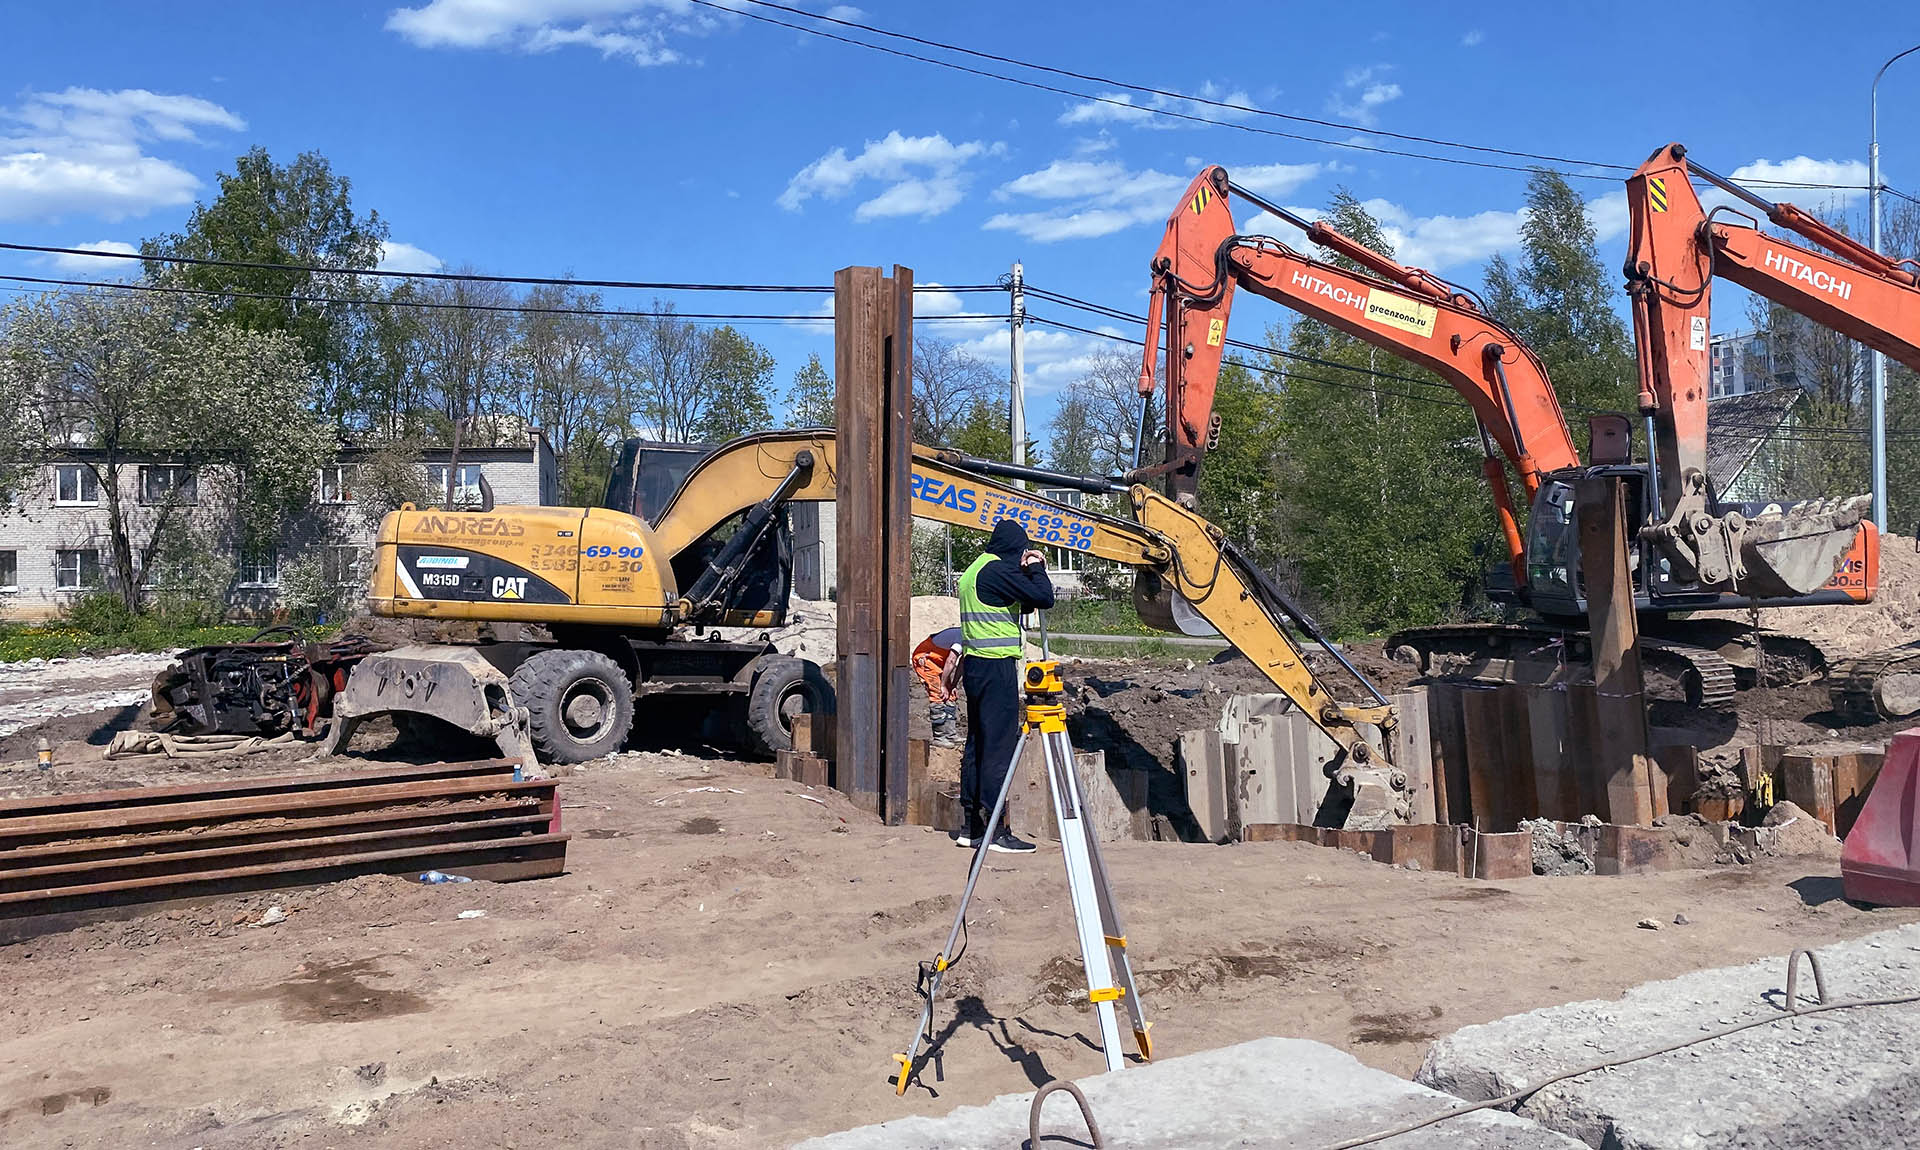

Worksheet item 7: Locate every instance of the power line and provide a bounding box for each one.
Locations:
[700,0,1890,193]
[1024,283,1467,395]
[686,0,1606,180]
[0,240,1003,295]
[724,0,1623,173]
[0,273,1002,325]
[1028,313,1480,413]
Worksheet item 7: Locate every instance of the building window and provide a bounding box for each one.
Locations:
[322,545,362,586]
[0,550,15,592]
[55,548,101,590]
[54,464,99,505]
[239,547,278,587]
[318,465,357,504]
[425,463,486,508]
[139,464,197,505]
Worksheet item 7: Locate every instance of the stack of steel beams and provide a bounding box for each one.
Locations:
[0,759,567,929]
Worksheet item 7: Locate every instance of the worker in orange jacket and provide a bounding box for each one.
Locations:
[912,626,965,747]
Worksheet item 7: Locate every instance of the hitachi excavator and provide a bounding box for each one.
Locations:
[1135,163,1879,706]
[274,431,1415,827]
[1627,142,1920,719]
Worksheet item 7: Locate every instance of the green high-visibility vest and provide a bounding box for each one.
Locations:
[958,553,1022,659]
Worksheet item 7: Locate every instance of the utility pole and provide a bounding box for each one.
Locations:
[1009,260,1027,478]
[1868,44,1920,532]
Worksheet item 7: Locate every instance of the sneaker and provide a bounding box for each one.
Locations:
[951,815,987,848]
[987,830,1037,854]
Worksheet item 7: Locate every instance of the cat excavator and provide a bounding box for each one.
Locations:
[1134,163,1877,706]
[283,430,1416,826]
[1627,142,1920,719]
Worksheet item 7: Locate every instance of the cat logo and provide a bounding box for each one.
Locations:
[491,576,528,600]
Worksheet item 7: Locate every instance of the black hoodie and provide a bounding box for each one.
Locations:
[970,518,1055,612]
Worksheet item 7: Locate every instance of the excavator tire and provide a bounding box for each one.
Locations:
[509,648,635,764]
[743,655,835,759]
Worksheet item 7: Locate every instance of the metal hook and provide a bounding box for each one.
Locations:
[1028,1080,1105,1149]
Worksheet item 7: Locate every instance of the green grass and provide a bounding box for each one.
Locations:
[1038,596,1166,638]
[0,622,337,662]
[1049,637,1225,661]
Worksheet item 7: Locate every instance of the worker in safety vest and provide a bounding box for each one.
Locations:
[911,627,965,747]
[955,518,1054,853]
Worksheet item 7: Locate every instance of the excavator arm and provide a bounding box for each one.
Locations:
[651,431,1408,824]
[1625,144,1883,596]
[1139,166,1580,580]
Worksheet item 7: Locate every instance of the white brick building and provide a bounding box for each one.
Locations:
[0,432,557,620]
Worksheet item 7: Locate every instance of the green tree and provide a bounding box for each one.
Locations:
[142,148,390,429]
[693,326,776,442]
[1195,360,1285,568]
[947,396,1013,460]
[1265,189,1495,633]
[786,352,836,427]
[1,291,332,612]
[1481,169,1637,451]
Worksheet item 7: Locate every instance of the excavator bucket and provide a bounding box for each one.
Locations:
[1736,495,1871,600]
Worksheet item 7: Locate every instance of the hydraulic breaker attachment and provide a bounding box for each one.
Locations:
[324,645,535,766]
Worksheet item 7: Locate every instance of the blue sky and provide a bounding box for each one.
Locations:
[1,1,1914,437]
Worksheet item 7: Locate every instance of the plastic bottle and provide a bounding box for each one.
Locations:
[417,870,473,884]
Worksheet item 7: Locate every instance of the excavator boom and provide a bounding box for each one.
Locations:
[1625,144,1883,597]
[369,430,1409,824]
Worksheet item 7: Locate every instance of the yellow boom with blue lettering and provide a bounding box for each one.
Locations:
[366,430,1397,788]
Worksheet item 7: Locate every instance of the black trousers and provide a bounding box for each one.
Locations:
[960,654,1021,824]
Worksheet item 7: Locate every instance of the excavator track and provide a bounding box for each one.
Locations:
[1387,623,1738,707]
[1828,646,1920,722]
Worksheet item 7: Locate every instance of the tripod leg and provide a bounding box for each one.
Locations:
[891,727,1033,1094]
[1082,796,1153,1060]
[1043,728,1126,1071]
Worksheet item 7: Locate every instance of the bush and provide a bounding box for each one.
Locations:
[278,553,352,625]
[61,590,136,635]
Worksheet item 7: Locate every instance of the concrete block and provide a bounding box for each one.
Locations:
[802,1037,1585,1149]
[1235,714,1289,827]
[1418,924,1920,1150]
[1178,729,1229,843]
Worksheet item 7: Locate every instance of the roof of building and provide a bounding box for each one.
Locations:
[1706,387,1803,492]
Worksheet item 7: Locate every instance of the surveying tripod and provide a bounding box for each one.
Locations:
[891,659,1152,1094]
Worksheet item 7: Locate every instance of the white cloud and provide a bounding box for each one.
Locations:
[949,323,1114,395]
[986,158,1320,244]
[1329,65,1401,127]
[386,0,714,65]
[0,88,244,221]
[779,131,994,221]
[1729,156,1869,201]
[1057,81,1260,130]
[822,4,864,19]
[1240,197,1524,271]
[378,240,445,274]
[1461,30,1484,47]
[46,239,138,275]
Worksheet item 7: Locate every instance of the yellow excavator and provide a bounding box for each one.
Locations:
[313,430,1412,827]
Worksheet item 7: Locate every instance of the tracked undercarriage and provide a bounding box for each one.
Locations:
[1385,622,1742,707]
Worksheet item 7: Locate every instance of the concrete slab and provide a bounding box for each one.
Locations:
[798,1037,1585,1149]
[1417,923,1920,1149]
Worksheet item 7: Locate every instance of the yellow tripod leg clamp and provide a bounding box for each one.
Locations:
[1089,986,1126,1003]
[892,1053,912,1095]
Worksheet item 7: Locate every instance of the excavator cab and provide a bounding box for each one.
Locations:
[605,438,794,628]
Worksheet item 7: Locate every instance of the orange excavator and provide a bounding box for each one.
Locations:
[1628,143,1920,719]
[1133,164,1877,705]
